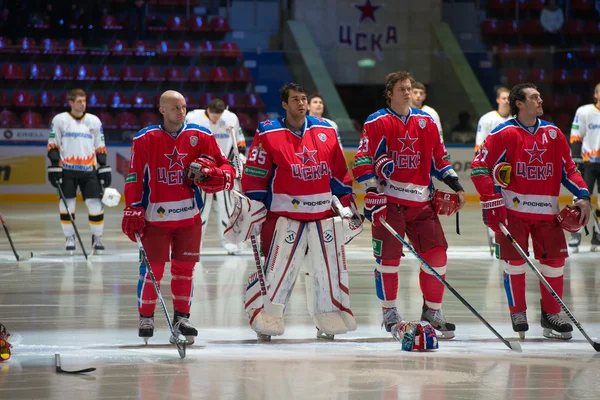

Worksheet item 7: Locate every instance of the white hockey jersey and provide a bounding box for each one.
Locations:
[421,105,443,137]
[47,112,105,172]
[185,109,246,155]
[571,104,600,163]
[475,110,511,153]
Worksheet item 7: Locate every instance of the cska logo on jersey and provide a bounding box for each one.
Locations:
[158,147,187,185]
[516,142,553,180]
[391,133,420,169]
[292,146,330,181]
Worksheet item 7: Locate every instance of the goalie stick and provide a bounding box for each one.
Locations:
[499,222,600,352]
[135,233,187,358]
[55,354,96,374]
[379,217,522,352]
[0,211,33,262]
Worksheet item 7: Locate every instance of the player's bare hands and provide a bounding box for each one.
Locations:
[457,191,466,212]
[574,198,591,225]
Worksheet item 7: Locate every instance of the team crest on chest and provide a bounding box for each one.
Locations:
[418,119,426,129]
[548,129,557,139]
[318,133,327,142]
[190,136,198,147]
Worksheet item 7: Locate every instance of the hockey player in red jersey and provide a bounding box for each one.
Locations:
[471,83,591,340]
[353,71,466,339]
[239,82,361,341]
[122,90,235,344]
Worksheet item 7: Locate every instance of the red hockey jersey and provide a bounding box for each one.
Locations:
[241,116,352,221]
[471,118,589,220]
[353,107,456,207]
[125,123,234,227]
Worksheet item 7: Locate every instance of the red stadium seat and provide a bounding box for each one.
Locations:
[244,93,265,109]
[116,112,140,129]
[153,94,161,108]
[184,94,199,109]
[155,40,173,56]
[143,66,165,82]
[37,91,59,107]
[60,92,69,107]
[586,20,600,36]
[571,0,593,10]
[481,19,501,36]
[146,15,167,32]
[27,64,49,80]
[200,41,218,57]
[111,40,133,56]
[526,0,546,11]
[564,94,584,110]
[530,68,550,83]
[578,43,599,59]
[0,37,14,53]
[167,16,187,31]
[0,91,9,106]
[221,93,240,109]
[221,42,241,58]
[554,113,573,132]
[499,20,520,36]
[131,92,152,108]
[209,17,232,33]
[45,112,58,125]
[64,39,86,55]
[210,67,232,83]
[187,67,209,82]
[189,16,210,32]
[18,37,40,54]
[102,15,123,30]
[12,91,35,107]
[521,20,545,36]
[563,19,586,37]
[51,65,72,80]
[237,112,254,133]
[87,92,106,108]
[488,0,515,10]
[166,67,186,82]
[177,41,198,57]
[73,65,96,81]
[199,93,215,108]
[107,92,130,108]
[21,111,44,128]
[140,111,161,127]
[570,68,591,84]
[232,67,253,83]
[97,112,116,129]
[2,64,25,80]
[40,38,61,54]
[552,68,570,84]
[132,40,152,56]
[0,110,17,128]
[120,66,143,81]
[97,65,119,81]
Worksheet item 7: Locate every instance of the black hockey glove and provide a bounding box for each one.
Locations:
[97,165,112,188]
[47,165,63,188]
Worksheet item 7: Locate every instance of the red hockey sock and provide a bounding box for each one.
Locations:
[539,259,565,314]
[504,261,527,314]
[419,247,447,309]
[171,260,196,314]
[138,262,165,316]
[374,258,400,307]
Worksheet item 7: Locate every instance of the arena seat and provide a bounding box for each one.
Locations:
[232,67,253,83]
[12,91,35,107]
[188,67,209,82]
[140,111,161,127]
[131,92,152,108]
[189,15,210,32]
[21,111,44,128]
[116,112,140,129]
[97,111,116,129]
[210,67,232,83]
[73,65,95,81]
[97,65,119,81]
[166,67,186,82]
[244,93,265,109]
[2,64,25,80]
[107,92,130,108]
[143,66,165,82]
[120,66,143,81]
[37,91,59,107]
[0,110,17,128]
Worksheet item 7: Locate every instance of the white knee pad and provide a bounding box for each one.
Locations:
[305,217,356,335]
[85,198,103,215]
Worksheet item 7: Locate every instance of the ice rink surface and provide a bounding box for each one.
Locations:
[1,202,599,400]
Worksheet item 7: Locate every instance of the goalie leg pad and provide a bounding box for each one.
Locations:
[244,217,308,334]
[305,217,356,334]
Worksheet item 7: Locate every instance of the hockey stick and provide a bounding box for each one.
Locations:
[0,211,33,262]
[55,353,96,374]
[487,227,495,257]
[56,184,89,262]
[499,222,600,351]
[135,233,186,359]
[379,217,522,352]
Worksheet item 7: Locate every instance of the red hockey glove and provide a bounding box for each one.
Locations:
[338,193,358,209]
[364,191,387,226]
[188,157,234,194]
[374,154,394,180]
[122,206,145,242]
[431,190,459,216]
[555,205,584,233]
[480,193,507,234]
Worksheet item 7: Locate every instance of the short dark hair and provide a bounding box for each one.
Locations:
[412,82,426,92]
[308,93,323,103]
[509,83,537,116]
[68,88,86,102]
[384,71,415,105]
[208,99,226,114]
[280,82,306,103]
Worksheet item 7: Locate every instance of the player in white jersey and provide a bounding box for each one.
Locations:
[308,93,344,150]
[185,99,247,254]
[411,82,443,138]
[569,83,600,251]
[474,87,511,253]
[47,89,111,252]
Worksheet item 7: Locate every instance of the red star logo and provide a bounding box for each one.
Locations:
[525,142,546,164]
[398,133,418,153]
[263,119,272,126]
[295,145,318,165]
[164,147,187,169]
[355,0,381,23]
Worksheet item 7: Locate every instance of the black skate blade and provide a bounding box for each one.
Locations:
[55,354,96,374]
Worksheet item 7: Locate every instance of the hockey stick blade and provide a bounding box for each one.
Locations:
[17,252,34,262]
[380,217,521,352]
[172,336,186,358]
[55,354,96,374]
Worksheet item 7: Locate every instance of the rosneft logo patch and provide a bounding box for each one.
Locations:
[157,206,166,218]
[292,199,300,209]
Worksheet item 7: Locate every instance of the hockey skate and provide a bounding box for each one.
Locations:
[568,232,581,253]
[510,311,528,339]
[65,236,76,252]
[541,304,572,340]
[591,227,600,252]
[139,315,154,344]
[421,304,455,339]
[381,307,407,340]
[256,332,271,342]
[92,235,104,253]
[316,326,335,340]
[170,311,198,345]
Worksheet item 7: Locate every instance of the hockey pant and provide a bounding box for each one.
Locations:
[59,198,104,237]
[244,216,356,336]
[200,189,241,252]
